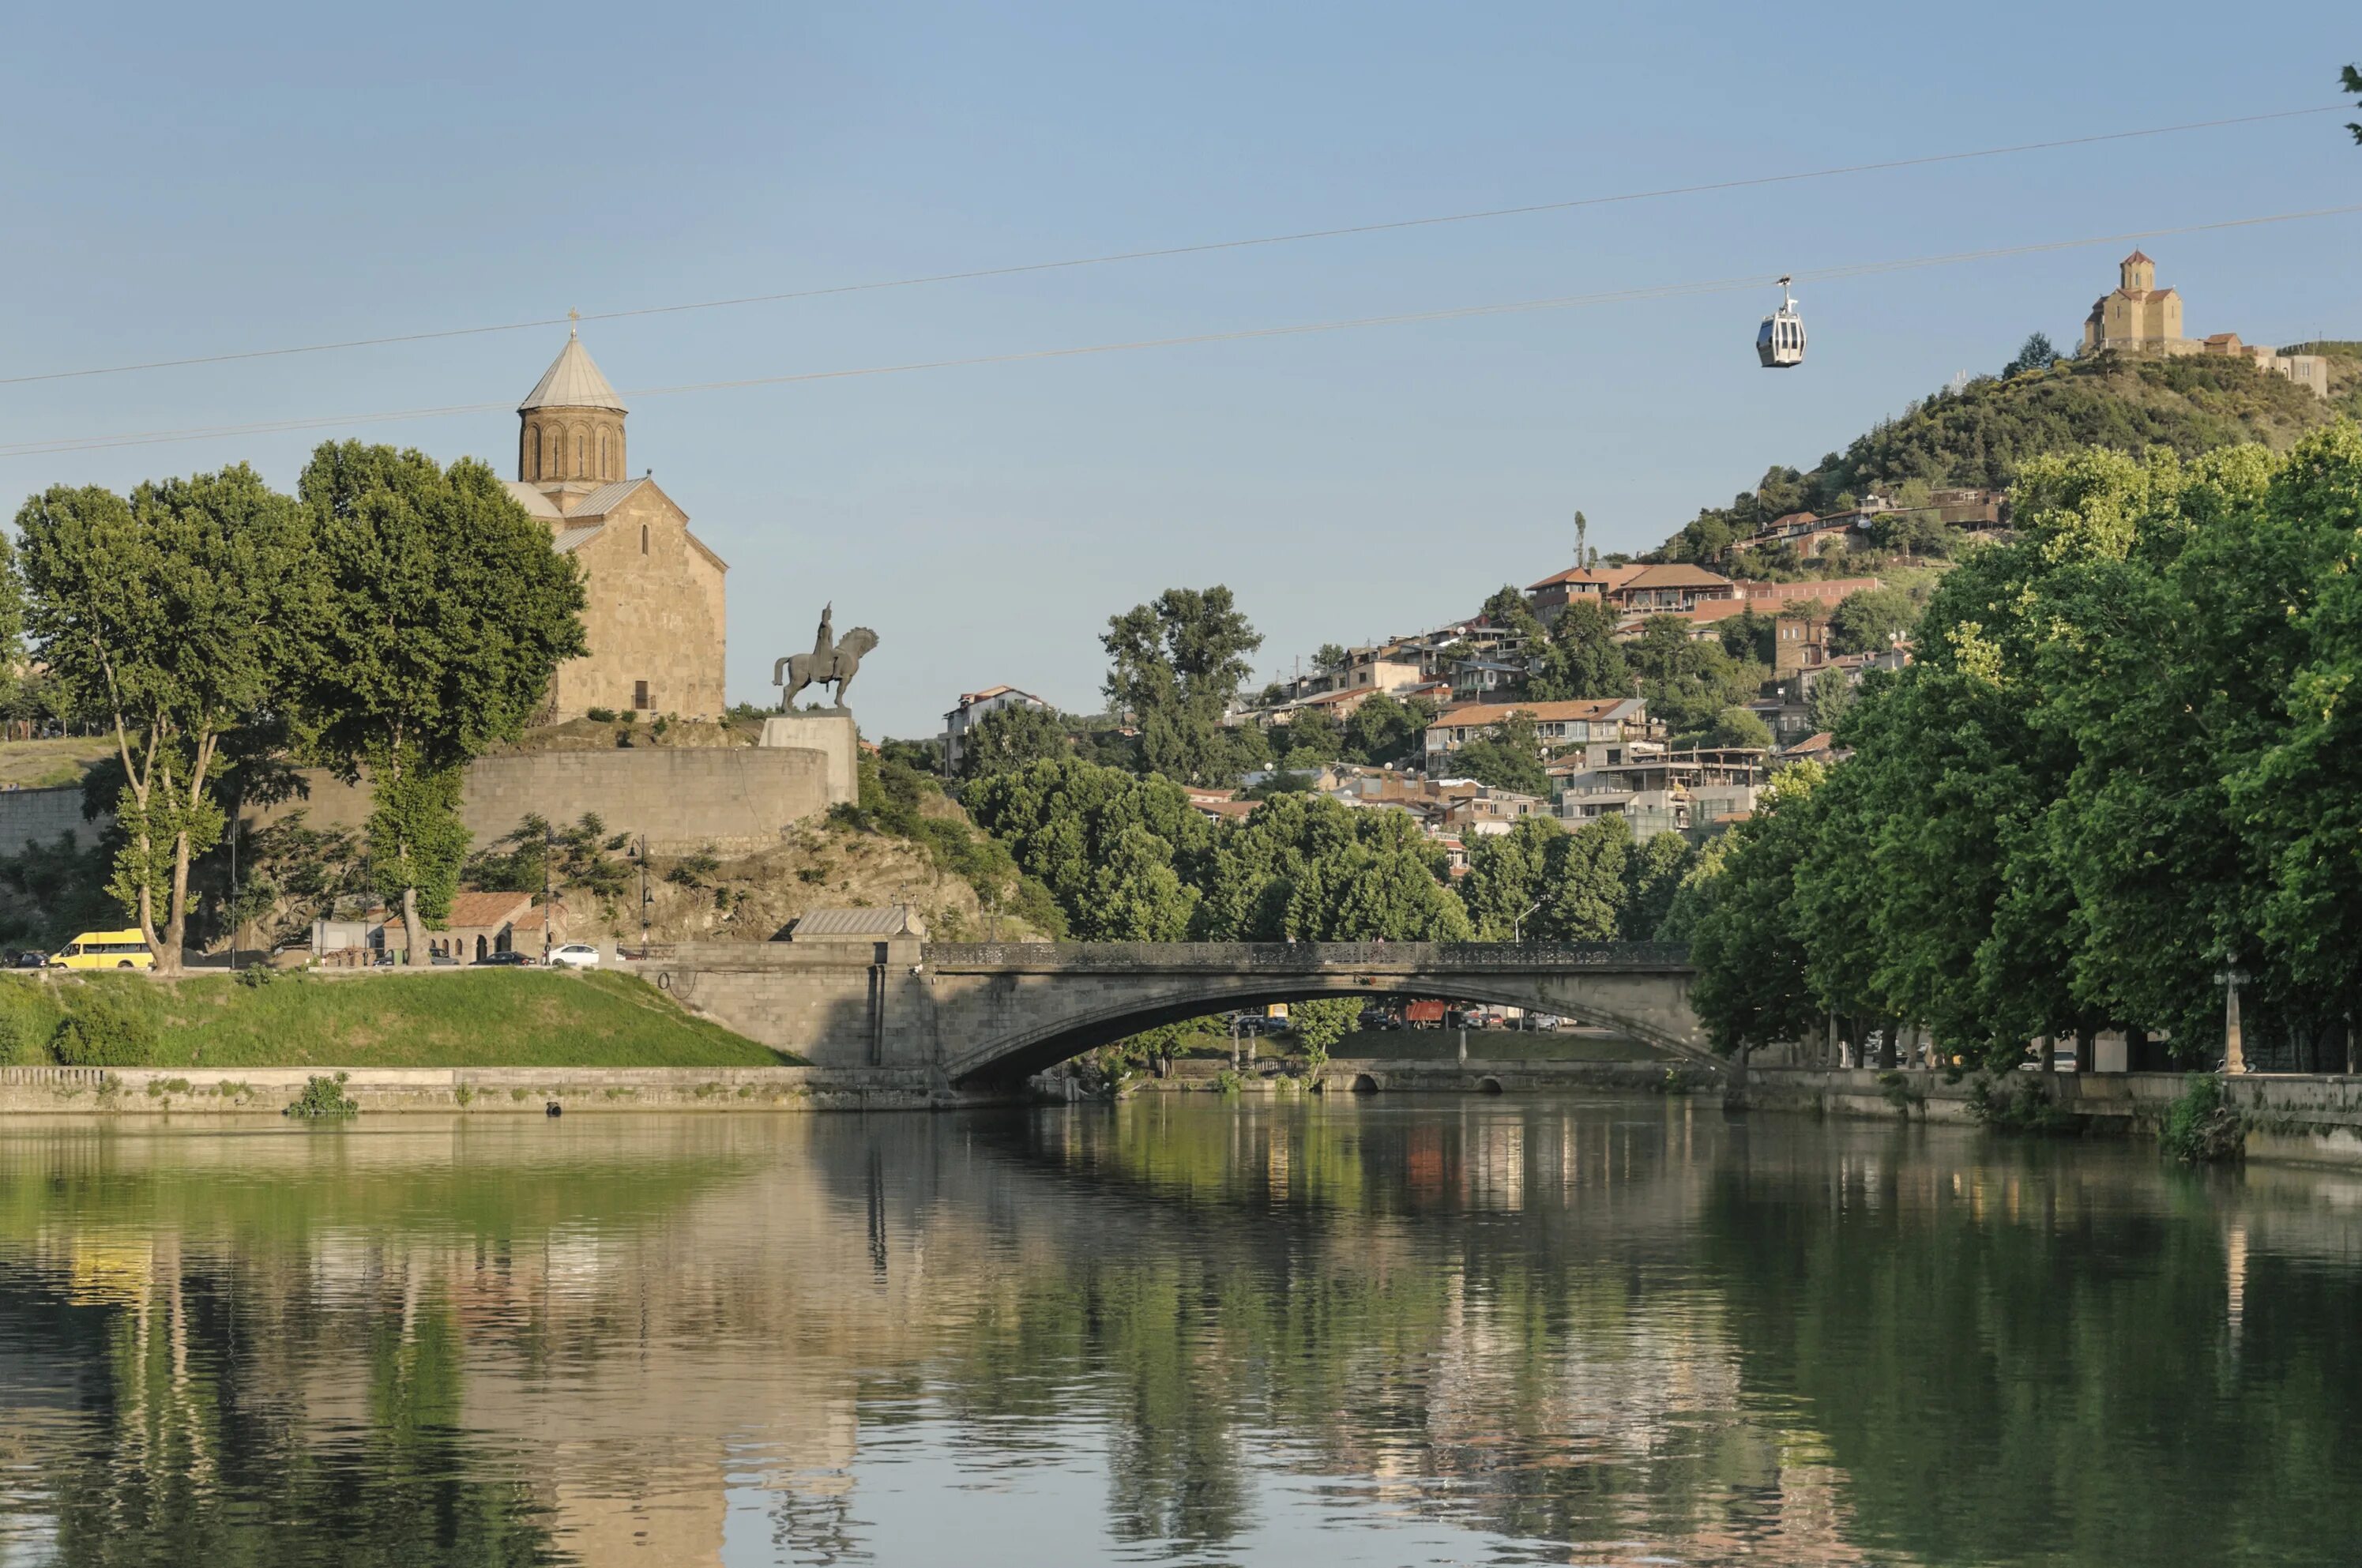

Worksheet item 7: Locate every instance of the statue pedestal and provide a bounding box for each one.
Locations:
[761,712,858,807]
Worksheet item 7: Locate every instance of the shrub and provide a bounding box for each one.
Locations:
[2160,1074,2242,1164]
[1213,1068,1244,1095]
[50,996,156,1067]
[1966,1074,2080,1134]
[236,960,278,989]
[618,711,638,726]
[285,1073,358,1119]
[585,707,617,723]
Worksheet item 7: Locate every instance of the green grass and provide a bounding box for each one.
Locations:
[0,735,115,790]
[0,969,799,1068]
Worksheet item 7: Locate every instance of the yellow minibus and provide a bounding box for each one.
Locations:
[49,931,156,971]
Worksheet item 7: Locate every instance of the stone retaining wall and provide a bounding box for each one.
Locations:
[0,1064,995,1115]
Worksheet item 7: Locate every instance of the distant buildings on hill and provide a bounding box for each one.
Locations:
[2082,250,2328,398]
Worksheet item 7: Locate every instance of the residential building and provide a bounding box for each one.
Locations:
[1438,786,1551,837]
[1773,604,1832,680]
[503,329,728,718]
[1527,564,1642,622]
[1340,645,1427,694]
[1606,564,1740,616]
[1423,698,1649,761]
[1613,596,1753,642]
[2082,250,2326,397]
[1556,747,1770,840]
[942,685,1052,774]
[423,891,543,964]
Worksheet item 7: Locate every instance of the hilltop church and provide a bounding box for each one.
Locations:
[502,328,729,718]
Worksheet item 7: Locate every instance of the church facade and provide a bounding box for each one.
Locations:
[2082,250,2327,397]
[502,330,729,718]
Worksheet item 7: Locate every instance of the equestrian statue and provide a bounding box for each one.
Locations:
[774,604,878,710]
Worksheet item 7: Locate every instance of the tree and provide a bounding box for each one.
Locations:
[957,701,1069,784]
[1341,690,1429,765]
[1703,705,1773,750]
[1273,707,1345,766]
[1627,617,1764,738]
[1537,599,1630,700]
[1103,586,1265,787]
[1311,643,1350,678]
[0,529,22,716]
[1826,588,1919,656]
[1287,996,1360,1072]
[967,758,1214,939]
[14,468,314,972]
[1687,765,1829,1056]
[2345,63,2361,144]
[1459,818,1560,938]
[1446,713,1551,797]
[1620,829,1694,942]
[1806,675,1855,734]
[294,443,588,963]
[2002,332,2060,378]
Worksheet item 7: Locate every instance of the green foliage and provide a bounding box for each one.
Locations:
[14,466,316,964]
[2159,1074,2243,1164]
[1446,712,1551,796]
[1826,587,1920,656]
[235,959,277,989]
[1103,585,1266,785]
[1625,616,1767,737]
[1685,764,1829,1055]
[1287,997,1359,1071]
[294,442,589,954]
[2345,62,2361,144]
[585,706,616,722]
[463,811,630,909]
[1965,1074,2080,1134]
[1805,675,1855,735]
[51,991,157,1067]
[0,829,120,953]
[837,754,1064,934]
[1653,354,2336,565]
[957,701,1070,783]
[284,1071,359,1119]
[2001,331,2060,379]
[1703,706,1773,750]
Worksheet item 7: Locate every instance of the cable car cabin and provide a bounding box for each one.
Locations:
[1758,277,1806,368]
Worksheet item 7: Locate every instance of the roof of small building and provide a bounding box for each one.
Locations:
[551,525,604,554]
[445,890,536,930]
[789,906,927,939]
[1433,698,1642,729]
[568,478,649,517]
[501,481,566,521]
[1614,562,1736,592]
[519,331,627,414]
[1528,563,1644,591]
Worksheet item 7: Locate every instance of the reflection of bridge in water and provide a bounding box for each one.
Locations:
[645,940,1705,1085]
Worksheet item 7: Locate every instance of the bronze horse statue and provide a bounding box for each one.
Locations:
[775,625,878,709]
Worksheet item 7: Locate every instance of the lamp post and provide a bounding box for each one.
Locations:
[542,823,555,962]
[1513,899,1544,944]
[638,834,652,953]
[2214,968,2251,1074]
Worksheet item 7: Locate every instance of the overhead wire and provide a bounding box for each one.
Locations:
[0,103,2344,391]
[7,203,2357,463]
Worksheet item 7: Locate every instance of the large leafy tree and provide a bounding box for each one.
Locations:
[957,701,1070,784]
[1825,587,1919,656]
[1445,712,1551,796]
[1103,586,1265,787]
[0,530,23,715]
[1685,764,1828,1056]
[1537,599,1630,699]
[294,443,587,962]
[14,468,314,971]
[966,758,1215,939]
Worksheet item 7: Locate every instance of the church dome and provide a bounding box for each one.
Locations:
[519,326,626,413]
[517,324,628,487]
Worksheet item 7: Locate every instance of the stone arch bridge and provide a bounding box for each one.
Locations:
[637,940,1706,1087]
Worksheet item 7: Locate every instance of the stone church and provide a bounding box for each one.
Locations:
[502,329,729,718]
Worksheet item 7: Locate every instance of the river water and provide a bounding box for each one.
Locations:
[2,1098,2357,1566]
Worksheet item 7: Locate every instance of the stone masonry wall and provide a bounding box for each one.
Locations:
[0,786,107,857]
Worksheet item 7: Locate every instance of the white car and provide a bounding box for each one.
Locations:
[547,943,601,970]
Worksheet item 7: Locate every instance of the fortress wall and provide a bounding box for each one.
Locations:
[0,787,107,858]
[254,747,835,856]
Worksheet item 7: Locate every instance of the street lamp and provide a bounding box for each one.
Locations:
[1513,900,1544,943]
[2214,968,2251,1074]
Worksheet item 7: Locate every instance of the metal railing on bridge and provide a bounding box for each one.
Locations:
[920,941,1691,971]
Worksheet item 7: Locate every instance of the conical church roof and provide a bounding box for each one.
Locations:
[518,327,626,414]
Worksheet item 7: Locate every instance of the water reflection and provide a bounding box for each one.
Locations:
[1,1102,2357,1566]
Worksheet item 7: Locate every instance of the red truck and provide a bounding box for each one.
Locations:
[1404,1000,1450,1028]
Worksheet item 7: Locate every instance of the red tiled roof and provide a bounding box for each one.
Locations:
[445,891,535,930]
[1528,564,1644,591]
[1435,698,1636,728]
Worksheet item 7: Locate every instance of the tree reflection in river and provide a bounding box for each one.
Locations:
[2,1102,2357,1566]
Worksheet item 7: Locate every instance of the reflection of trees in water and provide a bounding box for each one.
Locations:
[25,1259,562,1567]
[1698,1139,2362,1568]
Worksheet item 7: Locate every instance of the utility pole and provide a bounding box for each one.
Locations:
[227,783,240,972]
[638,834,652,953]
[542,823,555,962]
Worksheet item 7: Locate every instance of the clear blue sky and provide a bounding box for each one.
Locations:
[4,2,2356,737]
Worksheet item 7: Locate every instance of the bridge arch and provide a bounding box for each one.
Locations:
[938,970,1714,1086]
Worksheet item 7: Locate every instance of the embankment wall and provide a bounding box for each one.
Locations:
[0,786,99,857]
[0,1063,986,1115]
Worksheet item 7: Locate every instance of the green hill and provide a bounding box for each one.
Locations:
[1654,348,2361,562]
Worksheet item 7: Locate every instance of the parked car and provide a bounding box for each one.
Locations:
[9,951,46,969]
[1525,1014,1563,1032]
[473,950,533,967]
[547,943,600,971]
[1357,1007,1401,1031]
[428,952,460,967]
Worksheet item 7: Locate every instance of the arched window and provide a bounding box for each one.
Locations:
[640,523,649,555]
[546,428,560,476]
[598,431,607,477]
[574,431,586,475]
[525,423,541,479]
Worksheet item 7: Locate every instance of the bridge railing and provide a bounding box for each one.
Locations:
[921,941,1691,970]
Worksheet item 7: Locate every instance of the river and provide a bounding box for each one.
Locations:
[1,1097,2356,1566]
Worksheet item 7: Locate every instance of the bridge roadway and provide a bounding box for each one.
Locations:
[634,939,1705,1088]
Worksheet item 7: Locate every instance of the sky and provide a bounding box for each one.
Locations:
[3,2,2357,738]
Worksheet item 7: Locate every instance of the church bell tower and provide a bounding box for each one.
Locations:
[517,314,628,501]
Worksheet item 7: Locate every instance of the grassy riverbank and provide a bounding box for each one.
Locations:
[0,969,795,1069]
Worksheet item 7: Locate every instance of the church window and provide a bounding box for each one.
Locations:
[641,524,649,555]
[574,431,586,475]
[634,679,651,711]
[599,431,608,477]
[526,423,541,479]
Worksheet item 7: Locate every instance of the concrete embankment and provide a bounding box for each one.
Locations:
[0,1064,1007,1115]
[1740,1066,2362,1169]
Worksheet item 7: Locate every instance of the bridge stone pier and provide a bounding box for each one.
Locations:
[635,941,1706,1088]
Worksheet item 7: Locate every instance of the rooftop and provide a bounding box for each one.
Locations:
[518,329,626,414]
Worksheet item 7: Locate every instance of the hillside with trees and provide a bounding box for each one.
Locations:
[1653,348,2360,564]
